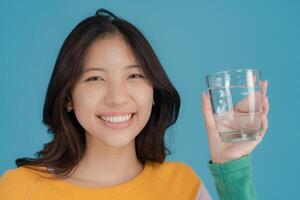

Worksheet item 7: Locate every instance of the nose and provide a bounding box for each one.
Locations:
[104,81,130,107]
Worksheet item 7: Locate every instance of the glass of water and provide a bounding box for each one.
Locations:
[206,69,263,143]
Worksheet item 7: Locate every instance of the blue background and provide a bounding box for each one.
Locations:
[1,0,299,199]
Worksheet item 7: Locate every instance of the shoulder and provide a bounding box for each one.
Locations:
[149,161,202,197]
[152,161,197,176]
[150,161,200,181]
[0,166,50,199]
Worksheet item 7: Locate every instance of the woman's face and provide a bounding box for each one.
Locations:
[70,35,153,148]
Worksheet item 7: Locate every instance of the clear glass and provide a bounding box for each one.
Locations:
[206,69,262,143]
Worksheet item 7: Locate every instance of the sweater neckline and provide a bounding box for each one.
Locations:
[49,161,152,195]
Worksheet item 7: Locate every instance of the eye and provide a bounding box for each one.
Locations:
[128,74,144,79]
[86,76,103,81]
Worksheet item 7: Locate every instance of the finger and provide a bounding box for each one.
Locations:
[234,91,262,113]
[262,96,269,116]
[253,74,257,86]
[215,117,237,131]
[234,101,249,113]
[201,91,216,130]
[261,80,268,97]
[257,95,269,142]
[259,113,269,138]
[234,80,267,113]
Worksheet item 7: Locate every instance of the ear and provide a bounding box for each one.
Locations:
[65,95,73,109]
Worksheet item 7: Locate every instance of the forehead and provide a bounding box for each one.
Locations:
[82,64,142,73]
[83,35,139,71]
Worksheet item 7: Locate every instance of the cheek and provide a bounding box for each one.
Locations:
[131,84,153,112]
[72,87,101,118]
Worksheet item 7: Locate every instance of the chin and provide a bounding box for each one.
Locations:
[102,138,136,149]
[86,131,137,149]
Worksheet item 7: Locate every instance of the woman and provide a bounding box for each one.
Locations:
[0,8,269,200]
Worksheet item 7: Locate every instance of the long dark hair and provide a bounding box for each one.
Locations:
[16,8,180,178]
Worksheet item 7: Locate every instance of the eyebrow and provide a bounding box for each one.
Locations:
[82,64,141,73]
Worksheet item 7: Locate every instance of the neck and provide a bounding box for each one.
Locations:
[65,133,144,187]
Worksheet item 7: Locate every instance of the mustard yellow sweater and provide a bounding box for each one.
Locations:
[0,161,211,200]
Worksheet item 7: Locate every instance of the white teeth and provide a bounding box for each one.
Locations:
[99,114,133,123]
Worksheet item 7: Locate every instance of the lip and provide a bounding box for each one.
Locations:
[97,113,136,129]
[97,112,135,117]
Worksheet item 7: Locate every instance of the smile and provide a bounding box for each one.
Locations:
[98,114,133,123]
[97,113,136,129]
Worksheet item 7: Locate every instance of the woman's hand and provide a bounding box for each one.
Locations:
[201,80,269,163]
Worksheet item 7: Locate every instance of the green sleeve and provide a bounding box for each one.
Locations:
[208,154,257,200]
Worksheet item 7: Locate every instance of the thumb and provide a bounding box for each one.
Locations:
[201,91,219,141]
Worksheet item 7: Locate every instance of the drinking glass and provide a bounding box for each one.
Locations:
[206,69,262,142]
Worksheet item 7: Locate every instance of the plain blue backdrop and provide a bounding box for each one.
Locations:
[1,0,299,199]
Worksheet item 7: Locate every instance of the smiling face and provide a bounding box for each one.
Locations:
[69,35,154,148]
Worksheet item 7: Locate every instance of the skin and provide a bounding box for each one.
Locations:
[65,34,154,187]
[64,34,269,187]
[201,80,269,163]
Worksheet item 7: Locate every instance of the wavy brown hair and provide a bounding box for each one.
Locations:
[16,8,180,178]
